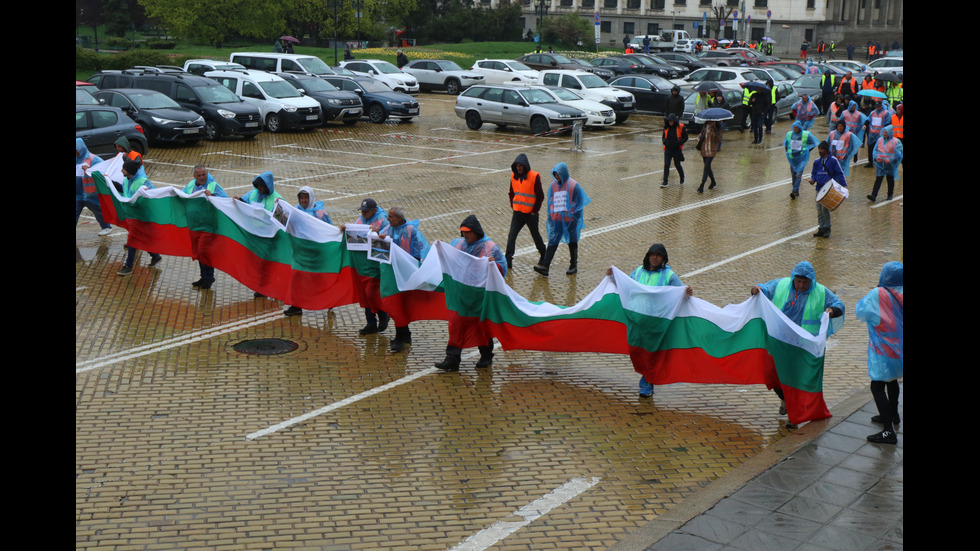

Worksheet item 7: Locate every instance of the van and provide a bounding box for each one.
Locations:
[205,70,322,132]
[229,52,336,77]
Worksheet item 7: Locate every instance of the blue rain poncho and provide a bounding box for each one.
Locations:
[756,261,845,337]
[355,205,390,234]
[856,262,903,382]
[387,218,430,260]
[76,138,103,202]
[866,101,894,147]
[293,185,331,224]
[792,98,820,130]
[545,162,591,244]
[182,172,228,198]
[873,127,903,179]
[242,171,283,211]
[827,124,860,177]
[784,121,819,173]
[450,214,506,277]
[839,100,868,144]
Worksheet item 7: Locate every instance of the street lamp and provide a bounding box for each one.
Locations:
[536,0,552,41]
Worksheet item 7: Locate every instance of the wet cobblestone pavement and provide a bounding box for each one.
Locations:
[76,91,902,550]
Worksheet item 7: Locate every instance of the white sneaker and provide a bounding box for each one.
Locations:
[98,227,112,236]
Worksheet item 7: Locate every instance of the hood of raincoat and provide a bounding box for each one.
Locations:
[642,243,669,270]
[76,138,90,164]
[847,99,859,112]
[551,162,570,185]
[790,260,817,283]
[791,120,804,135]
[511,153,531,181]
[459,214,485,239]
[297,185,317,207]
[877,261,902,288]
[114,136,132,152]
[253,171,275,197]
[880,126,892,140]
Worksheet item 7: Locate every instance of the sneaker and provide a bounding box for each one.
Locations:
[886,195,893,201]
[117,265,133,276]
[708,181,716,190]
[533,265,549,277]
[148,255,162,267]
[358,324,379,335]
[785,422,798,429]
[98,227,112,236]
[639,378,654,397]
[639,389,653,398]
[253,291,266,298]
[660,182,669,188]
[434,356,460,371]
[697,185,704,193]
[867,430,897,444]
[283,306,303,317]
[197,279,214,290]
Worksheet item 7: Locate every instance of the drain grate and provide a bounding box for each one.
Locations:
[233,338,299,356]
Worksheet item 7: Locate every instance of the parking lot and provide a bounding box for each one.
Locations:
[76,91,903,550]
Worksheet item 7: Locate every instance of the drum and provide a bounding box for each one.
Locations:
[815,180,846,211]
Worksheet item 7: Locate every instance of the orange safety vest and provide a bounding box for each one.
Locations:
[891,113,903,139]
[662,124,685,150]
[837,78,857,95]
[511,170,540,213]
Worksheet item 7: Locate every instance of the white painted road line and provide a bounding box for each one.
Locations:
[447,477,602,551]
[870,194,903,209]
[681,226,820,278]
[75,311,283,373]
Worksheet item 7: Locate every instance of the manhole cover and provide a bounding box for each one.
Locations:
[233,338,299,355]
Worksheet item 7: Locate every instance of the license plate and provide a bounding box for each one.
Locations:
[245,122,259,127]
[624,103,633,108]
[408,109,419,114]
[306,115,318,121]
[183,128,200,134]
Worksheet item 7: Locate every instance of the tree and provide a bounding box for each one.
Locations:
[541,13,590,47]
[137,0,278,45]
[708,4,734,40]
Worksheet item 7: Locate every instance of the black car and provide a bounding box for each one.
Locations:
[590,57,642,76]
[654,52,710,73]
[321,75,419,123]
[515,53,615,80]
[680,88,747,132]
[89,71,263,140]
[92,88,206,144]
[76,105,149,158]
[621,54,684,79]
[607,75,675,115]
[274,72,363,126]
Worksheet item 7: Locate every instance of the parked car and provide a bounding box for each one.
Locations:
[88,71,263,140]
[655,51,710,72]
[622,54,686,78]
[274,72,363,126]
[206,70,322,132]
[791,73,828,110]
[761,61,807,76]
[607,75,675,115]
[827,60,867,76]
[696,50,749,66]
[339,59,419,94]
[867,57,903,76]
[680,88,745,132]
[76,105,148,158]
[590,57,642,76]
[401,59,484,94]
[515,53,614,80]
[530,86,616,127]
[322,75,420,123]
[76,80,100,95]
[470,59,539,85]
[229,52,336,77]
[454,85,587,134]
[76,87,99,105]
[567,58,615,80]
[537,70,636,123]
[672,67,764,92]
[183,59,247,76]
[92,88,206,144]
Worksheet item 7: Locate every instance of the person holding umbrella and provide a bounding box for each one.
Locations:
[696,114,726,192]
[746,81,771,144]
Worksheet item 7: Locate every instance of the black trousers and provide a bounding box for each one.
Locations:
[504,210,546,266]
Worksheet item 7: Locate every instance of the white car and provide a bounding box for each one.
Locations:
[530,86,616,127]
[339,59,419,94]
[537,70,636,123]
[867,57,903,76]
[401,59,484,94]
[183,59,246,76]
[205,70,321,132]
[470,59,540,85]
[671,67,763,92]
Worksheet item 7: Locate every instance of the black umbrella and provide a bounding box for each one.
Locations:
[741,81,769,90]
[691,81,722,92]
[876,72,901,83]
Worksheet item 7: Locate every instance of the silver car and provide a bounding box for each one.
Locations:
[454,85,587,134]
[402,59,484,95]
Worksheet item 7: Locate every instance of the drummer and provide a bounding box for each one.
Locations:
[808,141,847,239]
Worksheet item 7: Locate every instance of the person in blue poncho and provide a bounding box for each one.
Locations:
[808,141,847,239]
[117,159,162,276]
[238,171,283,211]
[751,261,845,424]
[435,215,506,372]
[282,186,333,317]
[867,126,903,202]
[791,93,819,130]
[379,206,431,353]
[863,100,893,168]
[76,138,113,235]
[839,100,868,164]
[341,198,391,334]
[183,165,228,290]
[856,261,903,444]
[827,120,859,178]
[608,244,692,397]
[533,162,590,277]
[785,121,819,199]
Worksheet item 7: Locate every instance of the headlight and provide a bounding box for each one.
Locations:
[218,109,236,119]
[327,98,343,105]
[151,116,179,124]
[281,104,297,112]
[556,113,574,118]
[386,100,402,107]
[194,116,205,124]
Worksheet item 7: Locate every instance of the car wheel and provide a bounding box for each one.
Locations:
[368,104,388,123]
[204,121,219,141]
[465,111,483,130]
[445,79,461,95]
[131,140,147,156]
[530,116,549,135]
[266,113,282,133]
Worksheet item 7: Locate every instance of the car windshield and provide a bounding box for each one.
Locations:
[298,57,335,75]
[794,74,820,86]
[193,83,241,103]
[506,61,533,71]
[373,61,402,74]
[76,89,99,105]
[579,74,609,88]
[260,80,302,98]
[130,91,181,109]
[358,79,394,93]
[550,54,573,64]
[434,60,463,71]
[523,89,557,104]
[628,56,657,66]
[296,78,338,92]
[549,88,582,101]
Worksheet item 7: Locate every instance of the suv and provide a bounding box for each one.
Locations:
[321,75,419,123]
[470,59,540,85]
[672,67,764,92]
[273,72,363,126]
[229,52,336,77]
[401,59,484,94]
[339,60,419,94]
[516,53,614,80]
[537,70,636,123]
[454,85,587,134]
[205,70,322,132]
[89,71,263,140]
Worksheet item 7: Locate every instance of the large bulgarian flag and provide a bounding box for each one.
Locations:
[611,268,832,425]
[378,245,453,325]
[92,166,357,310]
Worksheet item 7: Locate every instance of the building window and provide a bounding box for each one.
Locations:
[727,0,738,6]
[652,0,665,9]
[560,0,572,6]
[753,0,767,7]
[600,21,611,32]
[624,22,635,34]
[700,0,711,5]
[674,0,686,5]
[604,0,617,8]
[647,23,660,34]
[627,0,640,7]
[581,0,594,6]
